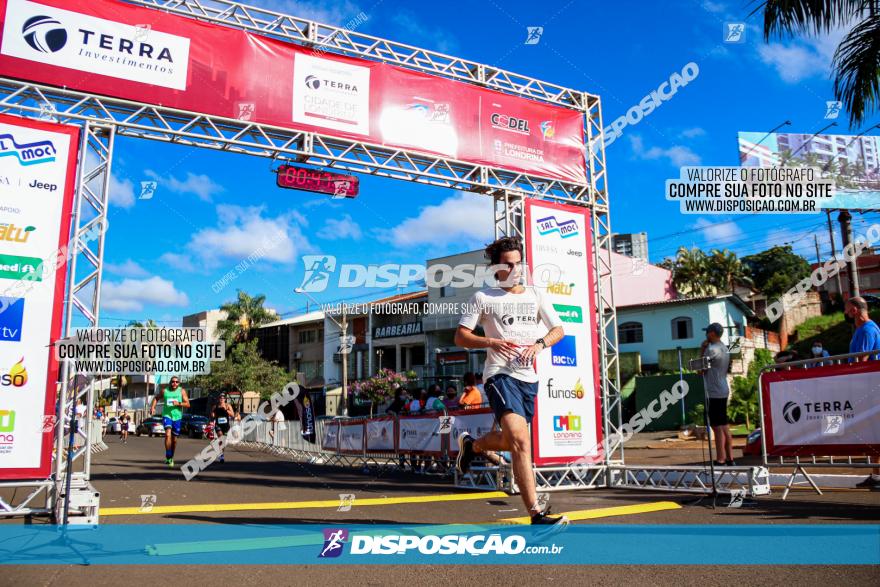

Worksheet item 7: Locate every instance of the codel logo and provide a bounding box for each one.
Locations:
[22,15,67,53]
[782,401,801,424]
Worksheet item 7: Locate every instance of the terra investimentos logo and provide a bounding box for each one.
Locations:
[22,15,67,53]
[782,399,854,424]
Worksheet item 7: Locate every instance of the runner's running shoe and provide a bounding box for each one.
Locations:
[531,507,569,540]
[456,432,476,475]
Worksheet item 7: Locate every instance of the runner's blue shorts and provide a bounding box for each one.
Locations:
[163,417,182,436]
[485,373,538,423]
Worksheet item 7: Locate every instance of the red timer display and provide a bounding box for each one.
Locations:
[275,164,359,197]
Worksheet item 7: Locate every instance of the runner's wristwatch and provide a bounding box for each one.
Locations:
[536,337,546,349]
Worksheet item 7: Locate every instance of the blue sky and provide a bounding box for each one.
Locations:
[96,0,880,325]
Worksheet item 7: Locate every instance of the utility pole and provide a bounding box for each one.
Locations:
[341,308,348,417]
[838,210,860,299]
[813,234,822,294]
[826,210,844,300]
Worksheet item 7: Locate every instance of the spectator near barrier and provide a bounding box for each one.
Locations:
[846,296,880,489]
[459,372,482,410]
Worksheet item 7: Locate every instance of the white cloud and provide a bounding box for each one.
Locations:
[158,252,197,272]
[101,276,189,312]
[109,174,135,208]
[757,26,848,83]
[184,204,308,267]
[680,127,706,139]
[630,135,701,167]
[145,170,224,202]
[317,214,362,240]
[377,192,493,247]
[701,1,726,13]
[693,217,744,244]
[105,259,149,278]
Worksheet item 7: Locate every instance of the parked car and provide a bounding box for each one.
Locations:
[863,294,880,308]
[106,417,121,434]
[136,416,166,437]
[184,415,209,438]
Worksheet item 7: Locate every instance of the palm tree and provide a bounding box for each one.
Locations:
[754,0,880,127]
[669,247,715,296]
[707,249,754,293]
[217,290,275,345]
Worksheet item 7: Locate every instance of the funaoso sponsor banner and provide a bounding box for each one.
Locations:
[525,200,602,465]
[0,114,79,479]
[397,416,441,453]
[761,362,880,457]
[365,418,395,452]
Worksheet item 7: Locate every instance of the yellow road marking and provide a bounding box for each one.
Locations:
[494,500,681,524]
[101,491,510,516]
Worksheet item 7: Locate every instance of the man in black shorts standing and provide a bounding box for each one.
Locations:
[454,236,568,529]
[700,323,734,466]
[212,393,234,463]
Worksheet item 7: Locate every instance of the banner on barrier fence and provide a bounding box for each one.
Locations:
[0,0,587,183]
[322,420,339,453]
[0,113,78,480]
[338,421,364,453]
[365,418,395,452]
[448,410,495,453]
[761,361,880,457]
[398,416,442,454]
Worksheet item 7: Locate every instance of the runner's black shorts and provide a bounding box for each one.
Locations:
[707,397,729,426]
[215,422,230,434]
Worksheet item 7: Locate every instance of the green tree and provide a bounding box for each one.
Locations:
[755,0,880,127]
[729,349,775,429]
[706,249,754,293]
[216,290,275,345]
[741,246,812,301]
[190,339,292,400]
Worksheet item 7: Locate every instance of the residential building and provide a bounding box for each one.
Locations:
[182,309,228,342]
[612,232,649,260]
[256,310,325,387]
[811,253,880,299]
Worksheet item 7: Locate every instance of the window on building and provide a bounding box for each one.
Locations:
[618,322,643,344]
[734,321,744,336]
[671,317,693,340]
[440,285,454,298]
[298,329,317,344]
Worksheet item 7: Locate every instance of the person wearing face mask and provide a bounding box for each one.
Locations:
[809,340,831,367]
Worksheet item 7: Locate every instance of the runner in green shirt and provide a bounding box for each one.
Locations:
[149,376,190,467]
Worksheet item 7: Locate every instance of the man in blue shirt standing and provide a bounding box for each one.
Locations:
[847,296,880,361]
[846,296,880,489]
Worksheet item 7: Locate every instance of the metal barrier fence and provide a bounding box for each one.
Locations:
[758,350,880,498]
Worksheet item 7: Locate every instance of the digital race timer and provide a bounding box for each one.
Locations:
[275,164,359,197]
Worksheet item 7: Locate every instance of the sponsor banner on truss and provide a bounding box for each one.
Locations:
[525,199,602,466]
[761,361,880,457]
[0,0,586,183]
[0,113,78,479]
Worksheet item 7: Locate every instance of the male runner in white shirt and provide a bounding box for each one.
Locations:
[455,236,568,529]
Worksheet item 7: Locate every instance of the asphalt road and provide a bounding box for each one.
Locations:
[1,435,877,585]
